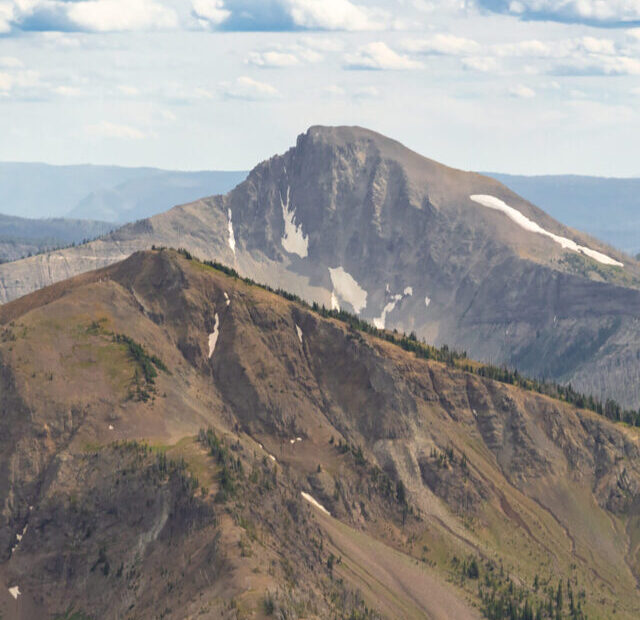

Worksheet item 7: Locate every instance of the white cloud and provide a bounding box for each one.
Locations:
[493,39,554,58]
[344,42,423,70]
[117,84,140,96]
[67,0,178,32]
[298,36,345,52]
[0,67,41,95]
[247,50,301,68]
[404,33,480,55]
[509,84,536,99]
[555,53,640,75]
[86,121,146,139]
[246,44,323,68]
[192,0,231,26]
[194,0,388,31]
[494,0,640,25]
[220,76,280,100]
[0,3,14,34]
[1,0,178,34]
[287,0,386,31]
[578,36,616,55]
[0,56,23,68]
[323,84,346,97]
[54,85,84,97]
[462,56,499,72]
[0,72,12,92]
[353,85,380,98]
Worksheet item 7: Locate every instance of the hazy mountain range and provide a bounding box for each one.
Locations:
[1,248,638,618]
[0,214,114,264]
[0,162,247,223]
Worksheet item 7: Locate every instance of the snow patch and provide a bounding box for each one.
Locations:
[280,187,309,258]
[373,295,402,329]
[224,292,230,306]
[208,314,220,358]
[8,586,20,599]
[329,267,367,314]
[227,209,236,256]
[296,324,303,344]
[301,492,331,516]
[373,286,413,329]
[425,296,431,308]
[330,291,340,311]
[470,195,623,267]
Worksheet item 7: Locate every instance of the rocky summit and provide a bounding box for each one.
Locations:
[1,127,639,411]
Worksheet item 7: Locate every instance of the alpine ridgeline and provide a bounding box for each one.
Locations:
[1,249,640,618]
[1,126,639,409]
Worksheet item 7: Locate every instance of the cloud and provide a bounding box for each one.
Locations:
[2,0,178,34]
[246,44,323,68]
[344,42,423,70]
[353,85,380,98]
[0,66,42,97]
[67,0,178,31]
[53,85,84,97]
[554,54,640,75]
[194,0,387,31]
[298,36,345,52]
[247,50,301,68]
[492,39,554,58]
[479,1,640,27]
[404,33,480,55]
[220,75,280,100]
[461,56,499,71]
[192,0,230,26]
[86,121,146,139]
[287,0,385,30]
[509,84,536,98]
[0,56,23,68]
[0,3,14,33]
[322,84,380,99]
[117,84,140,96]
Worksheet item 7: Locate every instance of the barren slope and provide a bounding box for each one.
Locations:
[0,249,639,618]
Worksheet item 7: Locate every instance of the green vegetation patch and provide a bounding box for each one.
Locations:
[112,333,168,402]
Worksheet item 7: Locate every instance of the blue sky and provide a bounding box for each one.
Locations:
[0,0,639,175]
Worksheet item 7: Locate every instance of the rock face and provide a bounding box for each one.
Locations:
[1,126,640,408]
[1,249,640,618]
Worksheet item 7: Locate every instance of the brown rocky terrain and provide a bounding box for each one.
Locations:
[0,127,639,410]
[1,249,639,618]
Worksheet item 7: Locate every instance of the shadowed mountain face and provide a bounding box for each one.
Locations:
[1,127,639,408]
[1,250,640,618]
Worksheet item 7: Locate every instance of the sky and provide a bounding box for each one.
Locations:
[0,0,639,176]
